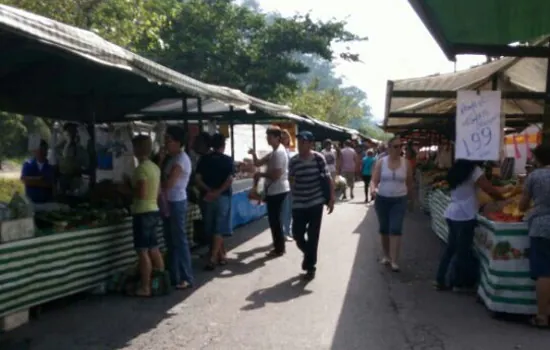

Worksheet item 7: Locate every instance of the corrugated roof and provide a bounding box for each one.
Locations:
[0,4,292,119]
[384,52,549,129]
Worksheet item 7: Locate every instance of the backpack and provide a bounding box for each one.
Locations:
[312,152,332,205]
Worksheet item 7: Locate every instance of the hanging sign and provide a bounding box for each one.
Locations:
[455,91,501,161]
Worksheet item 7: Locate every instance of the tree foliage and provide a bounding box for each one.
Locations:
[0,0,371,159]
[150,0,365,99]
[280,80,368,126]
[0,0,180,51]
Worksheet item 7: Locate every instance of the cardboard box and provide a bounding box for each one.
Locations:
[0,217,35,243]
[0,309,29,331]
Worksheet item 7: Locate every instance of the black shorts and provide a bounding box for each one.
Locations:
[132,212,160,250]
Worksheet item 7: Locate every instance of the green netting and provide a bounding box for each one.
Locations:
[424,0,550,45]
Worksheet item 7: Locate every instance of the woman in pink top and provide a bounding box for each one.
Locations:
[339,140,359,200]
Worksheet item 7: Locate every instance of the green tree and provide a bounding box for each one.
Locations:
[281,81,368,126]
[0,0,180,51]
[0,113,27,168]
[152,0,365,99]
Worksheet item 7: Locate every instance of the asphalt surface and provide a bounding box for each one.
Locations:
[2,187,550,350]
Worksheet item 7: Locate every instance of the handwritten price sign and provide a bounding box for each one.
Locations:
[455,91,501,161]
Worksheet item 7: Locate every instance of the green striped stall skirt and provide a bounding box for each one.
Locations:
[0,218,163,318]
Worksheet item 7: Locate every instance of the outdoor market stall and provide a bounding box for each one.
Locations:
[0,4,302,328]
[382,37,550,314]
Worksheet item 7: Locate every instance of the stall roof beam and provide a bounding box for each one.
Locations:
[389,112,543,121]
[392,90,547,100]
[409,0,550,60]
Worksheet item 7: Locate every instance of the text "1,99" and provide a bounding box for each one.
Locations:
[462,126,492,157]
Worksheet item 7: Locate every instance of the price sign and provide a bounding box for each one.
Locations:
[455,91,501,161]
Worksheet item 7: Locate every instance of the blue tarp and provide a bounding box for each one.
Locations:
[231,190,266,229]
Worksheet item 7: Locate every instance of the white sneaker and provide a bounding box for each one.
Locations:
[285,236,294,242]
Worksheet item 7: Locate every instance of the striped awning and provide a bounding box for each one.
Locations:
[0,5,293,121]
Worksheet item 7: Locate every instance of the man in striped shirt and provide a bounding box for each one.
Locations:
[289,131,335,281]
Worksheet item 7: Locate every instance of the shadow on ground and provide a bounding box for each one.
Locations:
[331,206,550,350]
[0,218,271,350]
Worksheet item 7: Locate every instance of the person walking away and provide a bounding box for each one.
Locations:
[361,150,376,203]
[195,133,234,270]
[371,136,413,272]
[127,136,164,297]
[249,126,290,257]
[518,144,550,328]
[434,160,504,291]
[162,126,194,289]
[339,140,359,200]
[321,139,337,180]
[281,130,296,242]
[289,131,335,280]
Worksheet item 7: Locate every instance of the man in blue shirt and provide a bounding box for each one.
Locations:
[20,140,55,203]
[195,133,235,270]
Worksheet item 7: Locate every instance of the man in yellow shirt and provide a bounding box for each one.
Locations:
[130,135,164,297]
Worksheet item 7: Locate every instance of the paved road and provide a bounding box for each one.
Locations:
[2,191,550,349]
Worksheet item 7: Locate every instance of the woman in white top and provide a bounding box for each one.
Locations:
[162,126,194,289]
[434,160,504,291]
[371,136,413,272]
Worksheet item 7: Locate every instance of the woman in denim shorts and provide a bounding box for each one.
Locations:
[128,135,164,297]
[370,136,413,272]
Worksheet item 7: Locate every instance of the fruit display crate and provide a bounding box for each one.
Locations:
[474,215,535,315]
[428,190,450,243]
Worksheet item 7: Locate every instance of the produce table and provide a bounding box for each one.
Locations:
[428,190,536,315]
[429,190,450,242]
[0,203,201,318]
[474,216,535,315]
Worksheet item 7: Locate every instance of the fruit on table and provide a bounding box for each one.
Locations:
[478,190,492,206]
[485,212,522,222]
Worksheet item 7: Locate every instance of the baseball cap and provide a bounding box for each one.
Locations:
[297,131,315,141]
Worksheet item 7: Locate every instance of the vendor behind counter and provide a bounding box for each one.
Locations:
[20,139,55,204]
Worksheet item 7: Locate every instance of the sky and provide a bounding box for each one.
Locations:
[256,0,486,122]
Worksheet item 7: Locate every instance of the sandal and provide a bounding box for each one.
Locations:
[204,262,216,271]
[267,250,285,258]
[135,288,151,297]
[530,315,550,329]
[175,281,192,290]
[432,281,451,291]
[390,263,400,272]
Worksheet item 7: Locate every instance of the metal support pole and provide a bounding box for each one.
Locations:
[197,98,203,130]
[252,120,257,151]
[229,115,235,161]
[182,96,189,131]
[543,44,550,143]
